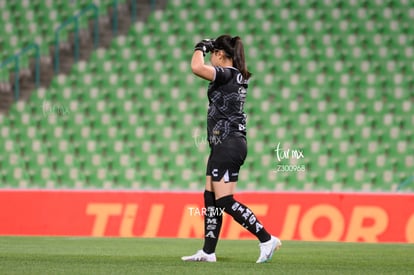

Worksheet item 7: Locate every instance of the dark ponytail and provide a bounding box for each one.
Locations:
[231,36,252,80]
[213,35,252,80]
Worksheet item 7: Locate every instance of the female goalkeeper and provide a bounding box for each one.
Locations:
[181,35,281,263]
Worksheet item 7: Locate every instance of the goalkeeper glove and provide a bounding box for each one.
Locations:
[194,39,215,56]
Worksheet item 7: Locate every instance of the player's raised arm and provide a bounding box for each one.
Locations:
[191,39,216,81]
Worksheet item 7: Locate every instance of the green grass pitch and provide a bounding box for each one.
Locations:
[0,237,413,275]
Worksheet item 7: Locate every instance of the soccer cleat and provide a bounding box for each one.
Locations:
[256,236,282,263]
[181,250,217,262]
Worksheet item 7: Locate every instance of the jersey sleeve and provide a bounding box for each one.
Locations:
[213,66,233,84]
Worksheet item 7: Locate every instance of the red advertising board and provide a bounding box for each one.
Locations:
[0,190,413,243]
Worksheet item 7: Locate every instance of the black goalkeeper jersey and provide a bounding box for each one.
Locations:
[207,66,248,146]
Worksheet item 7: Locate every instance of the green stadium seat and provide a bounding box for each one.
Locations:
[1,0,413,192]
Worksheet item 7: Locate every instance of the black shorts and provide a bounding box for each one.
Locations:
[206,135,247,182]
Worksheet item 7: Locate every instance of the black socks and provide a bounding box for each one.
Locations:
[216,195,271,243]
[203,191,271,254]
[202,191,223,254]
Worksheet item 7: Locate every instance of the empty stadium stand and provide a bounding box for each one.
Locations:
[0,0,413,192]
